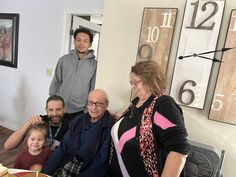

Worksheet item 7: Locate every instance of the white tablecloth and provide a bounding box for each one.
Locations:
[7,168,51,177]
[8,168,31,174]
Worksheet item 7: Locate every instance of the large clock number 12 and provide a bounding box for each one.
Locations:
[170,0,225,109]
[186,0,218,30]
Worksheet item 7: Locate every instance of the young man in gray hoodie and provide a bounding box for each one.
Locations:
[49,28,97,119]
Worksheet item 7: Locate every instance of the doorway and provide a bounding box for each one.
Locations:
[61,13,102,59]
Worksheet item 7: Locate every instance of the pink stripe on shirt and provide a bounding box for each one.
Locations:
[153,111,176,129]
[117,127,136,153]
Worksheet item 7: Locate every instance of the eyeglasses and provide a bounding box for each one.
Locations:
[129,80,142,87]
[87,101,104,107]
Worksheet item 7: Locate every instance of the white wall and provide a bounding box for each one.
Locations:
[0,0,104,129]
[1,0,235,176]
[96,0,236,176]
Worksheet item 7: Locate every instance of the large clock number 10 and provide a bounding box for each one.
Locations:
[170,0,225,109]
[146,12,173,41]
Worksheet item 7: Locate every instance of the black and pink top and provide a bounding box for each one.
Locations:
[110,95,189,177]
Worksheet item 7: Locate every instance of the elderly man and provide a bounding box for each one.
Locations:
[42,89,115,177]
[4,95,69,150]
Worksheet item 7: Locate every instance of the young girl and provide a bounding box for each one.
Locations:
[14,123,52,171]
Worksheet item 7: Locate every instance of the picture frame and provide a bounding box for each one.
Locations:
[0,13,19,68]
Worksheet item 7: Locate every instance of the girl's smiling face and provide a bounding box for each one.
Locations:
[27,129,47,155]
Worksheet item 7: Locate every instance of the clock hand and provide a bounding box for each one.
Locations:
[197,55,222,63]
[178,47,235,60]
[197,47,236,56]
[178,53,208,59]
[178,54,195,59]
[179,54,222,62]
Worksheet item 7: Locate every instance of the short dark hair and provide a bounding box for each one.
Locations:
[73,28,94,43]
[46,95,65,108]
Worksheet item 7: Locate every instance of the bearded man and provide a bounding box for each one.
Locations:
[4,95,70,150]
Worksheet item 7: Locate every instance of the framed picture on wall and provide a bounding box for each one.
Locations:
[0,13,19,68]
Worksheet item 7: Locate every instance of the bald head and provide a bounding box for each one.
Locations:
[87,89,109,122]
[88,89,109,105]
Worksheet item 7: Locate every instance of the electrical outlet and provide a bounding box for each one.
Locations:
[46,68,53,76]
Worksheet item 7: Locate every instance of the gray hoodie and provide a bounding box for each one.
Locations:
[49,49,97,113]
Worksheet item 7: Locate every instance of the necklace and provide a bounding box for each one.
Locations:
[129,105,135,119]
[129,96,149,119]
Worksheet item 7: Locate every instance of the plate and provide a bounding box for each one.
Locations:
[13,172,47,177]
[1,173,16,177]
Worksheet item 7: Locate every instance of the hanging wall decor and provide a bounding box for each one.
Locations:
[170,0,225,109]
[131,8,178,100]
[0,13,19,68]
[209,9,236,125]
[136,8,178,75]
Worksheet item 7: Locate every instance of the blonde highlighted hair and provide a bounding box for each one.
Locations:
[131,60,166,96]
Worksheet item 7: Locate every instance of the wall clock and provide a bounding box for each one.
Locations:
[136,7,177,75]
[170,0,225,109]
[209,9,236,125]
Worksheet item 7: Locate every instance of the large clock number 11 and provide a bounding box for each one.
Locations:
[170,0,225,109]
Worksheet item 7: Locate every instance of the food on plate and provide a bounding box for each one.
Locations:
[0,164,8,176]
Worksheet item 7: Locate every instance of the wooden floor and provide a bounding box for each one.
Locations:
[0,125,24,167]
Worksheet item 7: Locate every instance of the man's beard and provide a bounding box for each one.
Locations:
[48,115,63,125]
